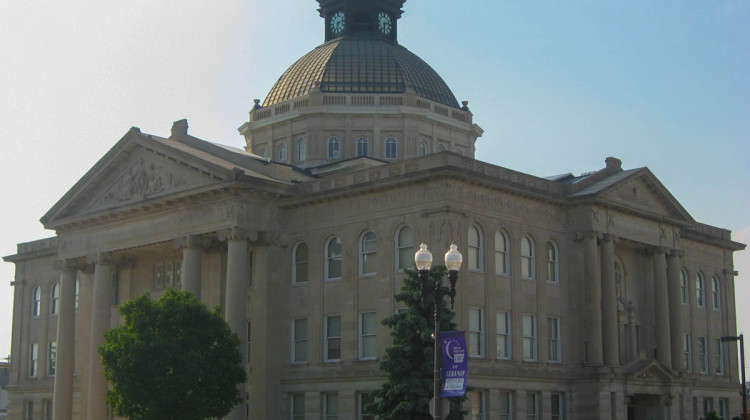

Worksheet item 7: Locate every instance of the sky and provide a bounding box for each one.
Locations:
[0,0,748,371]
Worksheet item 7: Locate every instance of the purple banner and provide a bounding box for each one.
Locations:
[440,330,468,397]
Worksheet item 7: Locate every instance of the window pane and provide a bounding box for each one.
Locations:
[295,243,308,283]
[327,238,342,279]
[397,226,414,270]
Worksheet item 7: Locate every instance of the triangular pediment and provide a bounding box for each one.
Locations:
[627,359,675,383]
[575,169,694,224]
[42,129,234,227]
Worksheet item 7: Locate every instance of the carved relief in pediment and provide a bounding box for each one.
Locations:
[82,151,219,214]
[603,178,675,218]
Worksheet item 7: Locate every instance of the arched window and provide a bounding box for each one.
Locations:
[680,270,688,304]
[396,226,415,271]
[468,225,483,270]
[293,243,308,284]
[696,273,705,307]
[258,147,269,159]
[521,235,535,279]
[546,241,558,283]
[385,137,398,159]
[32,286,41,317]
[494,231,509,275]
[296,139,306,162]
[712,276,721,310]
[360,232,378,276]
[328,136,340,159]
[51,283,60,315]
[326,237,342,280]
[418,140,428,157]
[75,279,80,311]
[278,143,288,162]
[356,136,369,157]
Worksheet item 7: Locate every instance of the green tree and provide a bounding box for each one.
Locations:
[368,266,466,419]
[99,289,246,420]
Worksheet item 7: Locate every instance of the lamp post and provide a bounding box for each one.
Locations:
[415,243,463,420]
[721,334,746,419]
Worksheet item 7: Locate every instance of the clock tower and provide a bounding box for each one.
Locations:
[318,0,405,42]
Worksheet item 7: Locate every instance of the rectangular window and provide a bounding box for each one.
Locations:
[526,392,538,420]
[247,322,251,361]
[29,343,38,377]
[325,315,341,362]
[496,311,511,359]
[358,392,375,420]
[25,400,34,420]
[469,308,484,357]
[684,334,692,372]
[499,391,512,420]
[360,312,377,360]
[548,317,561,363]
[551,393,565,420]
[523,315,537,361]
[703,398,713,415]
[698,336,708,373]
[719,398,728,419]
[48,342,57,376]
[291,393,305,420]
[324,393,338,420]
[43,399,52,420]
[696,276,705,307]
[292,319,308,363]
[470,390,485,420]
[715,338,724,374]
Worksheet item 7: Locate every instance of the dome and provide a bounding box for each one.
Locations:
[263,37,460,109]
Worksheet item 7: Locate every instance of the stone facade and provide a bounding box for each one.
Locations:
[3,1,746,419]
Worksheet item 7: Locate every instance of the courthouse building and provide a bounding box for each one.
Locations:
[4,0,746,419]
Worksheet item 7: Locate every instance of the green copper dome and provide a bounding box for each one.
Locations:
[262,37,461,109]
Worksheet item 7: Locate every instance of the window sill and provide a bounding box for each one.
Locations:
[324,278,341,283]
[359,273,377,279]
[292,281,309,287]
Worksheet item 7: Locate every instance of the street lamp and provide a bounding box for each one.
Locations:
[721,334,746,419]
[415,243,463,420]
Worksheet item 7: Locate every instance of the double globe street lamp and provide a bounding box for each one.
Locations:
[415,243,463,420]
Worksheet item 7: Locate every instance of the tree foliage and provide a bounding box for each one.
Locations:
[99,289,246,420]
[368,266,466,419]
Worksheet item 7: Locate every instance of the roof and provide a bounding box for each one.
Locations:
[263,37,460,108]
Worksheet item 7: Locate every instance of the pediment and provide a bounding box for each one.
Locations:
[43,130,232,227]
[598,171,694,224]
[627,359,675,383]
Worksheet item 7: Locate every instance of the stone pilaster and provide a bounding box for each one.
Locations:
[52,259,82,420]
[601,234,619,366]
[583,231,603,365]
[652,247,671,367]
[86,254,113,420]
[667,250,684,371]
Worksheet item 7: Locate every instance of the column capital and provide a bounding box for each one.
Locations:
[652,246,668,255]
[173,235,207,250]
[218,227,259,243]
[53,258,87,272]
[86,253,113,266]
[575,230,602,241]
[668,249,685,259]
[602,233,620,243]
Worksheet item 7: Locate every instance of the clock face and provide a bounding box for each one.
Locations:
[377,12,392,35]
[330,11,345,36]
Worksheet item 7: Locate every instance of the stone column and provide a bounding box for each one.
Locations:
[601,234,619,366]
[652,247,672,367]
[52,260,79,420]
[175,235,203,300]
[584,231,603,365]
[86,255,113,420]
[667,250,684,371]
[221,228,255,420]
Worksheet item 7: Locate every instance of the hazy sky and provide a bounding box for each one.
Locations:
[0,0,748,370]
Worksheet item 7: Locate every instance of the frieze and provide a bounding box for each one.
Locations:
[290,181,562,227]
